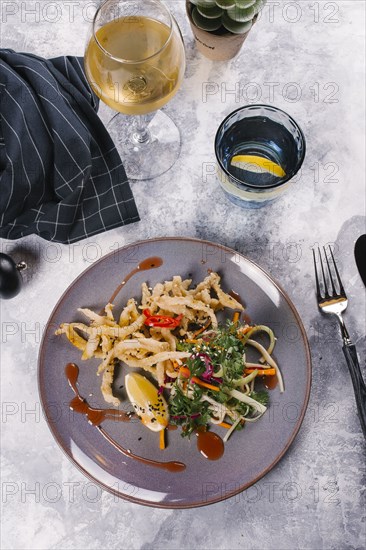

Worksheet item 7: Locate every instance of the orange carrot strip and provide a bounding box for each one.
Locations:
[192,320,211,338]
[218,421,232,429]
[190,377,220,392]
[237,327,252,337]
[244,368,276,376]
[232,312,240,323]
[185,339,199,344]
[179,366,191,379]
[159,429,165,450]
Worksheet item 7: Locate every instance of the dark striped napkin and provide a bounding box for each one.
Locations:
[0,49,140,243]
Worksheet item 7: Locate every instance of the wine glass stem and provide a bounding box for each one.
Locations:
[132,115,150,144]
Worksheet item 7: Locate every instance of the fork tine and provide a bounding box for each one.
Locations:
[323,246,337,296]
[318,247,330,297]
[328,245,346,296]
[312,248,322,300]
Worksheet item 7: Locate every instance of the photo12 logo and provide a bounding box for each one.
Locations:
[1,1,97,24]
[1,480,139,504]
[201,478,340,504]
[202,81,340,105]
[262,1,340,24]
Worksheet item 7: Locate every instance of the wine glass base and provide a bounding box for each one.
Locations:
[107,111,181,181]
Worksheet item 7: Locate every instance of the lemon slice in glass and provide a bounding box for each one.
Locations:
[231,154,286,178]
[125,373,169,432]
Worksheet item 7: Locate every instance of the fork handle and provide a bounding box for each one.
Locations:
[343,343,366,438]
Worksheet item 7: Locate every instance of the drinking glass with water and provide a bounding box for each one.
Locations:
[215,105,306,208]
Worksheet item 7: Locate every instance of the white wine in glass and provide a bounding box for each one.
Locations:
[84,0,186,180]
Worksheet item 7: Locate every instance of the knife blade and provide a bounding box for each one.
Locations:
[354,234,366,286]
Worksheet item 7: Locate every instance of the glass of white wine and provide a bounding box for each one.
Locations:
[85,0,186,180]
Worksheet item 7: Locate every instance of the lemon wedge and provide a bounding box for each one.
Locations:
[125,373,169,432]
[231,154,286,178]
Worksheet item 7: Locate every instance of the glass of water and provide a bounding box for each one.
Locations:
[214,105,306,208]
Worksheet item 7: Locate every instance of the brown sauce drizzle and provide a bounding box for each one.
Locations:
[98,427,185,473]
[262,373,278,390]
[66,363,186,473]
[108,256,163,304]
[242,313,252,324]
[167,424,178,431]
[196,428,225,461]
[66,363,132,425]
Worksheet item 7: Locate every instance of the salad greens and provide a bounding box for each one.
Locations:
[170,321,276,441]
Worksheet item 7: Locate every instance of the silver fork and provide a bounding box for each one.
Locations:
[313,245,366,438]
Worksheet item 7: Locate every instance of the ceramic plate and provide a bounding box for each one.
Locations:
[38,237,311,508]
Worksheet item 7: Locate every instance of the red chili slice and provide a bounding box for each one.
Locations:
[143,309,183,329]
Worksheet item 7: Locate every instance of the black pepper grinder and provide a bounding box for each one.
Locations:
[0,253,27,299]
